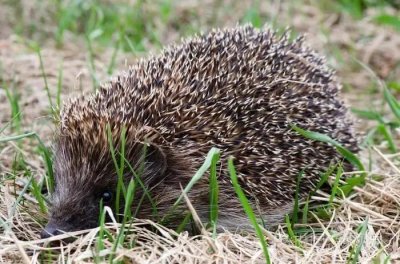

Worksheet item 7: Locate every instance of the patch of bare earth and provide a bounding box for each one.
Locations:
[0,1,399,263]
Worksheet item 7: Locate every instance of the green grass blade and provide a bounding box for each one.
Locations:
[351,108,385,123]
[376,123,397,153]
[31,43,54,115]
[329,165,344,204]
[36,137,55,194]
[107,33,121,74]
[291,125,365,172]
[106,124,127,222]
[30,176,47,214]
[383,87,400,121]
[176,212,192,234]
[123,180,136,225]
[0,132,36,143]
[228,157,271,264]
[0,131,54,193]
[95,200,106,263]
[301,197,310,224]
[374,14,400,31]
[285,214,302,248]
[162,148,220,227]
[123,157,158,219]
[291,168,305,225]
[242,6,262,28]
[56,61,63,111]
[4,83,21,132]
[209,150,220,238]
[173,147,220,207]
[109,180,136,263]
[361,127,377,147]
[313,164,337,195]
[85,33,99,91]
[8,176,33,221]
[349,217,369,264]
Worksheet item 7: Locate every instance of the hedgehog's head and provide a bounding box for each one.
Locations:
[41,118,167,239]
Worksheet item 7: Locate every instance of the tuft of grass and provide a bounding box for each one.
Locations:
[7,173,33,222]
[0,131,55,194]
[123,155,159,220]
[109,179,136,261]
[51,0,159,52]
[228,157,271,264]
[352,86,400,153]
[348,217,369,264]
[291,125,366,197]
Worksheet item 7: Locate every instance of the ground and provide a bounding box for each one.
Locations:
[0,0,399,263]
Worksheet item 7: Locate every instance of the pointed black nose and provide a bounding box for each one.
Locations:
[40,225,62,239]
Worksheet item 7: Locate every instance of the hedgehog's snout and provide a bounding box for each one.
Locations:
[40,222,63,239]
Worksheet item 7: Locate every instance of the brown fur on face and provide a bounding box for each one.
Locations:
[42,25,359,238]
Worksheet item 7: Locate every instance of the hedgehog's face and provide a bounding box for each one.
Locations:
[41,132,167,239]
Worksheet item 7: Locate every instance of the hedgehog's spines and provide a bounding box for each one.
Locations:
[55,25,358,230]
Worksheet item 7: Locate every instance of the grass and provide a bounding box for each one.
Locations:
[348,217,369,264]
[106,124,127,221]
[352,85,400,153]
[95,133,224,262]
[85,33,100,91]
[208,148,220,238]
[0,0,399,263]
[3,81,22,133]
[172,148,220,209]
[291,124,365,173]
[228,157,271,264]
[328,165,344,205]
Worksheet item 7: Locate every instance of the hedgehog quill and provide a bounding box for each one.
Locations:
[41,25,358,238]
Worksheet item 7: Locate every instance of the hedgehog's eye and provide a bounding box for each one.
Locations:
[101,191,113,202]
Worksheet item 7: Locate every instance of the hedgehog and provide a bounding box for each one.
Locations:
[40,25,358,238]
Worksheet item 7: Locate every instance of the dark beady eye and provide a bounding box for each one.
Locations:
[101,191,113,202]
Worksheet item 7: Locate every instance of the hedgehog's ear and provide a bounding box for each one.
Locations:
[144,143,167,175]
[133,142,167,183]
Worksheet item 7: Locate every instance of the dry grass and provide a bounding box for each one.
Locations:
[0,151,399,263]
[0,0,399,263]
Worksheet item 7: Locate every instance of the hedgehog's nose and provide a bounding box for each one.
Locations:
[40,225,62,239]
